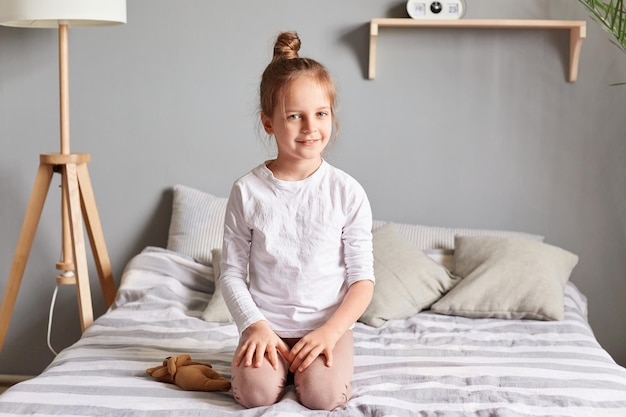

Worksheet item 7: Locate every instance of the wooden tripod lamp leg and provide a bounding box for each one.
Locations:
[63,162,94,332]
[76,163,116,307]
[0,163,55,350]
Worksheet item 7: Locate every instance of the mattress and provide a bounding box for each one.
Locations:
[1,247,625,416]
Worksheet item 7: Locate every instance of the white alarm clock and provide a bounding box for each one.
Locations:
[406,0,466,19]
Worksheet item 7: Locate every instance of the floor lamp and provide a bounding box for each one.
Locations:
[0,0,126,352]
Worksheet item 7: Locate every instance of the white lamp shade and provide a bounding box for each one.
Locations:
[0,0,126,28]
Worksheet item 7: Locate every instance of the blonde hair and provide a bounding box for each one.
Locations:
[260,31,339,136]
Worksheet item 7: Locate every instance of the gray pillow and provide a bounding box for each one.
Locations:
[431,235,579,320]
[201,249,233,323]
[167,185,228,265]
[372,220,544,250]
[359,223,460,327]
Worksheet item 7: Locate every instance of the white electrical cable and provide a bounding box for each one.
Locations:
[47,285,60,356]
[46,180,63,357]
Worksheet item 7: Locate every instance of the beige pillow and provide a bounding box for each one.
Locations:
[431,236,579,320]
[201,249,233,323]
[359,223,460,327]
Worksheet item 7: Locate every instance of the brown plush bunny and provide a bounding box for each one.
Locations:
[146,354,231,392]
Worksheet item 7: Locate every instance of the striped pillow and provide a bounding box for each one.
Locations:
[166,185,228,265]
[372,220,543,251]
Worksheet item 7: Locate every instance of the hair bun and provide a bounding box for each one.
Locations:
[272,31,301,61]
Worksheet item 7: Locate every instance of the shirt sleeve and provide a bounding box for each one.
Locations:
[342,181,375,286]
[220,183,266,334]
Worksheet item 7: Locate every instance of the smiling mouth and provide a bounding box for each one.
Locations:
[298,139,320,145]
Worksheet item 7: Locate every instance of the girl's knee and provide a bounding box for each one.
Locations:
[295,371,352,410]
[231,361,287,408]
[231,372,286,408]
[233,383,282,408]
[297,381,351,411]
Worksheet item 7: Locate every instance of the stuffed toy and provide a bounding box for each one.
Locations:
[146,354,231,392]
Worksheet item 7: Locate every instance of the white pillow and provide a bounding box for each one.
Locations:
[202,249,233,323]
[166,185,228,265]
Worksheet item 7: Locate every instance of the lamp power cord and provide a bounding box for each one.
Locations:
[47,284,60,356]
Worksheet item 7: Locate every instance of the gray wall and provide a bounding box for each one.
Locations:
[1,0,625,375]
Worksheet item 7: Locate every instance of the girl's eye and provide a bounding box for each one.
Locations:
[287,114,301,120]
[317,111,329,117]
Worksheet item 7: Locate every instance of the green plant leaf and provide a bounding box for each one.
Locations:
[578,0,626,53]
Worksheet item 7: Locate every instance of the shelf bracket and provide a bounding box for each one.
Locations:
[569,24,586,82]
[369,21,380,80]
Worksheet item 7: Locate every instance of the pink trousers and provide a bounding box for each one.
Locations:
[231,330,353,411]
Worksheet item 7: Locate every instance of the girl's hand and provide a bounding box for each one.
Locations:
[234,320,291,370]
[289,325,342,373]
[288,280,373,373]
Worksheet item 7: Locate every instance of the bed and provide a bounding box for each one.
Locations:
[1,185,625,417]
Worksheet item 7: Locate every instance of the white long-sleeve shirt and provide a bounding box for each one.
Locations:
[220,160,374,338]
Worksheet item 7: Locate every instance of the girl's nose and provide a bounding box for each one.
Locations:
[302,121,315,134]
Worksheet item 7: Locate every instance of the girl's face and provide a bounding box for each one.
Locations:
[261,76,332,166]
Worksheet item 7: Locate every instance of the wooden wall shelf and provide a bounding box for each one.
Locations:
[369,18,587,82]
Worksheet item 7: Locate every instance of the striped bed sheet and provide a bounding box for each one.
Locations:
[1,247,625,416]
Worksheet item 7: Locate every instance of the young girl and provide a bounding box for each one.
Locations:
[220,31,375,411]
